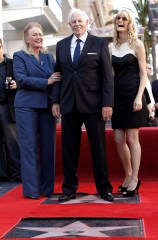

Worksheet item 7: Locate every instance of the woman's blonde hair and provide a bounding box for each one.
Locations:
[22,22,46,54]
[0,38,3,47]
[113,10,137,48]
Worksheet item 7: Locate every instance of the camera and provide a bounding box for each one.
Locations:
[5,77,12,89]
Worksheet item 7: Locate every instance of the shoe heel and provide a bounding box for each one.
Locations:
[123,179,141,197]
[136,179,141,194]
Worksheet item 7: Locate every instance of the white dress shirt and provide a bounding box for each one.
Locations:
[70,31,88,61]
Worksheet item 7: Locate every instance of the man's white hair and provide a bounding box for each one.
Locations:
[67,8,89,23]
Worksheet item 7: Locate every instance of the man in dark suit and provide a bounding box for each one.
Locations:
[52,8,114,202]
[152,79,158,119]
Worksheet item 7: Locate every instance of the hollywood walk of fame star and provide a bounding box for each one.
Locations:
[17,220,138,238]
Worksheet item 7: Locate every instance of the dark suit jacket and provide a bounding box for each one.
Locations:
[152,80,158,103]
[52,33,114,114]
[152,79,158,117]
[13,51,55,108]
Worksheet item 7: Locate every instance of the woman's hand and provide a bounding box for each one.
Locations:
[133,96,142,112]
[48,72,62,85]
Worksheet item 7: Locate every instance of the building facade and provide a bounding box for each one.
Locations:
[1,0,114,56]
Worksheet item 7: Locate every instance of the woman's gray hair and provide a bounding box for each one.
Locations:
[67,8,89,23]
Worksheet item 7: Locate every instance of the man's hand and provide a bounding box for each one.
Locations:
[9,80,17,89]
[102,107,113,121]
[52,103,61,118]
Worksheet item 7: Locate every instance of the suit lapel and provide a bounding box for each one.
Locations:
[63,36,73,65]
[29,52,47,71]
[39,52,49,70]
[63,34,95,67]
[75,33,95,67]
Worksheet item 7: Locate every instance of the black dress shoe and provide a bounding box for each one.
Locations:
[58,193,76,202]
[25,195,40,200]
[14,177,22,182]
[42,193,52,198]
[101,192,114,202]
[0,176,9,182]
[10,177,22,182]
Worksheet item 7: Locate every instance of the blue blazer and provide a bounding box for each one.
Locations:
[13,50,55,108]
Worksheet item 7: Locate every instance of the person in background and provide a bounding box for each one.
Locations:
[13,22,62,199]
[0,127,7,181]
[109,10,147,197]
[0,38,21,182]
[52,8,114,202]
[146,63,155,124]
[152,77,158,123]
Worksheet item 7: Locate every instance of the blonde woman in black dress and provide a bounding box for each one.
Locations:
[109,10,147,197]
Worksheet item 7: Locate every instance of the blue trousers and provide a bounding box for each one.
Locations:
[15,107,56,197]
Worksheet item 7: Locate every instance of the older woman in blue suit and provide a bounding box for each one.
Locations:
[13,22,61,199]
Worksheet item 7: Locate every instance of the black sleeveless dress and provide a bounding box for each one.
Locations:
[111,42,147,129]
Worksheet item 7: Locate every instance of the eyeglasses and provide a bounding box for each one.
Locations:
[116,16,128,21]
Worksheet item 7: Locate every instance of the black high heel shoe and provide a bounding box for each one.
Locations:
[123,180,141,197]
[118,185,128,193]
